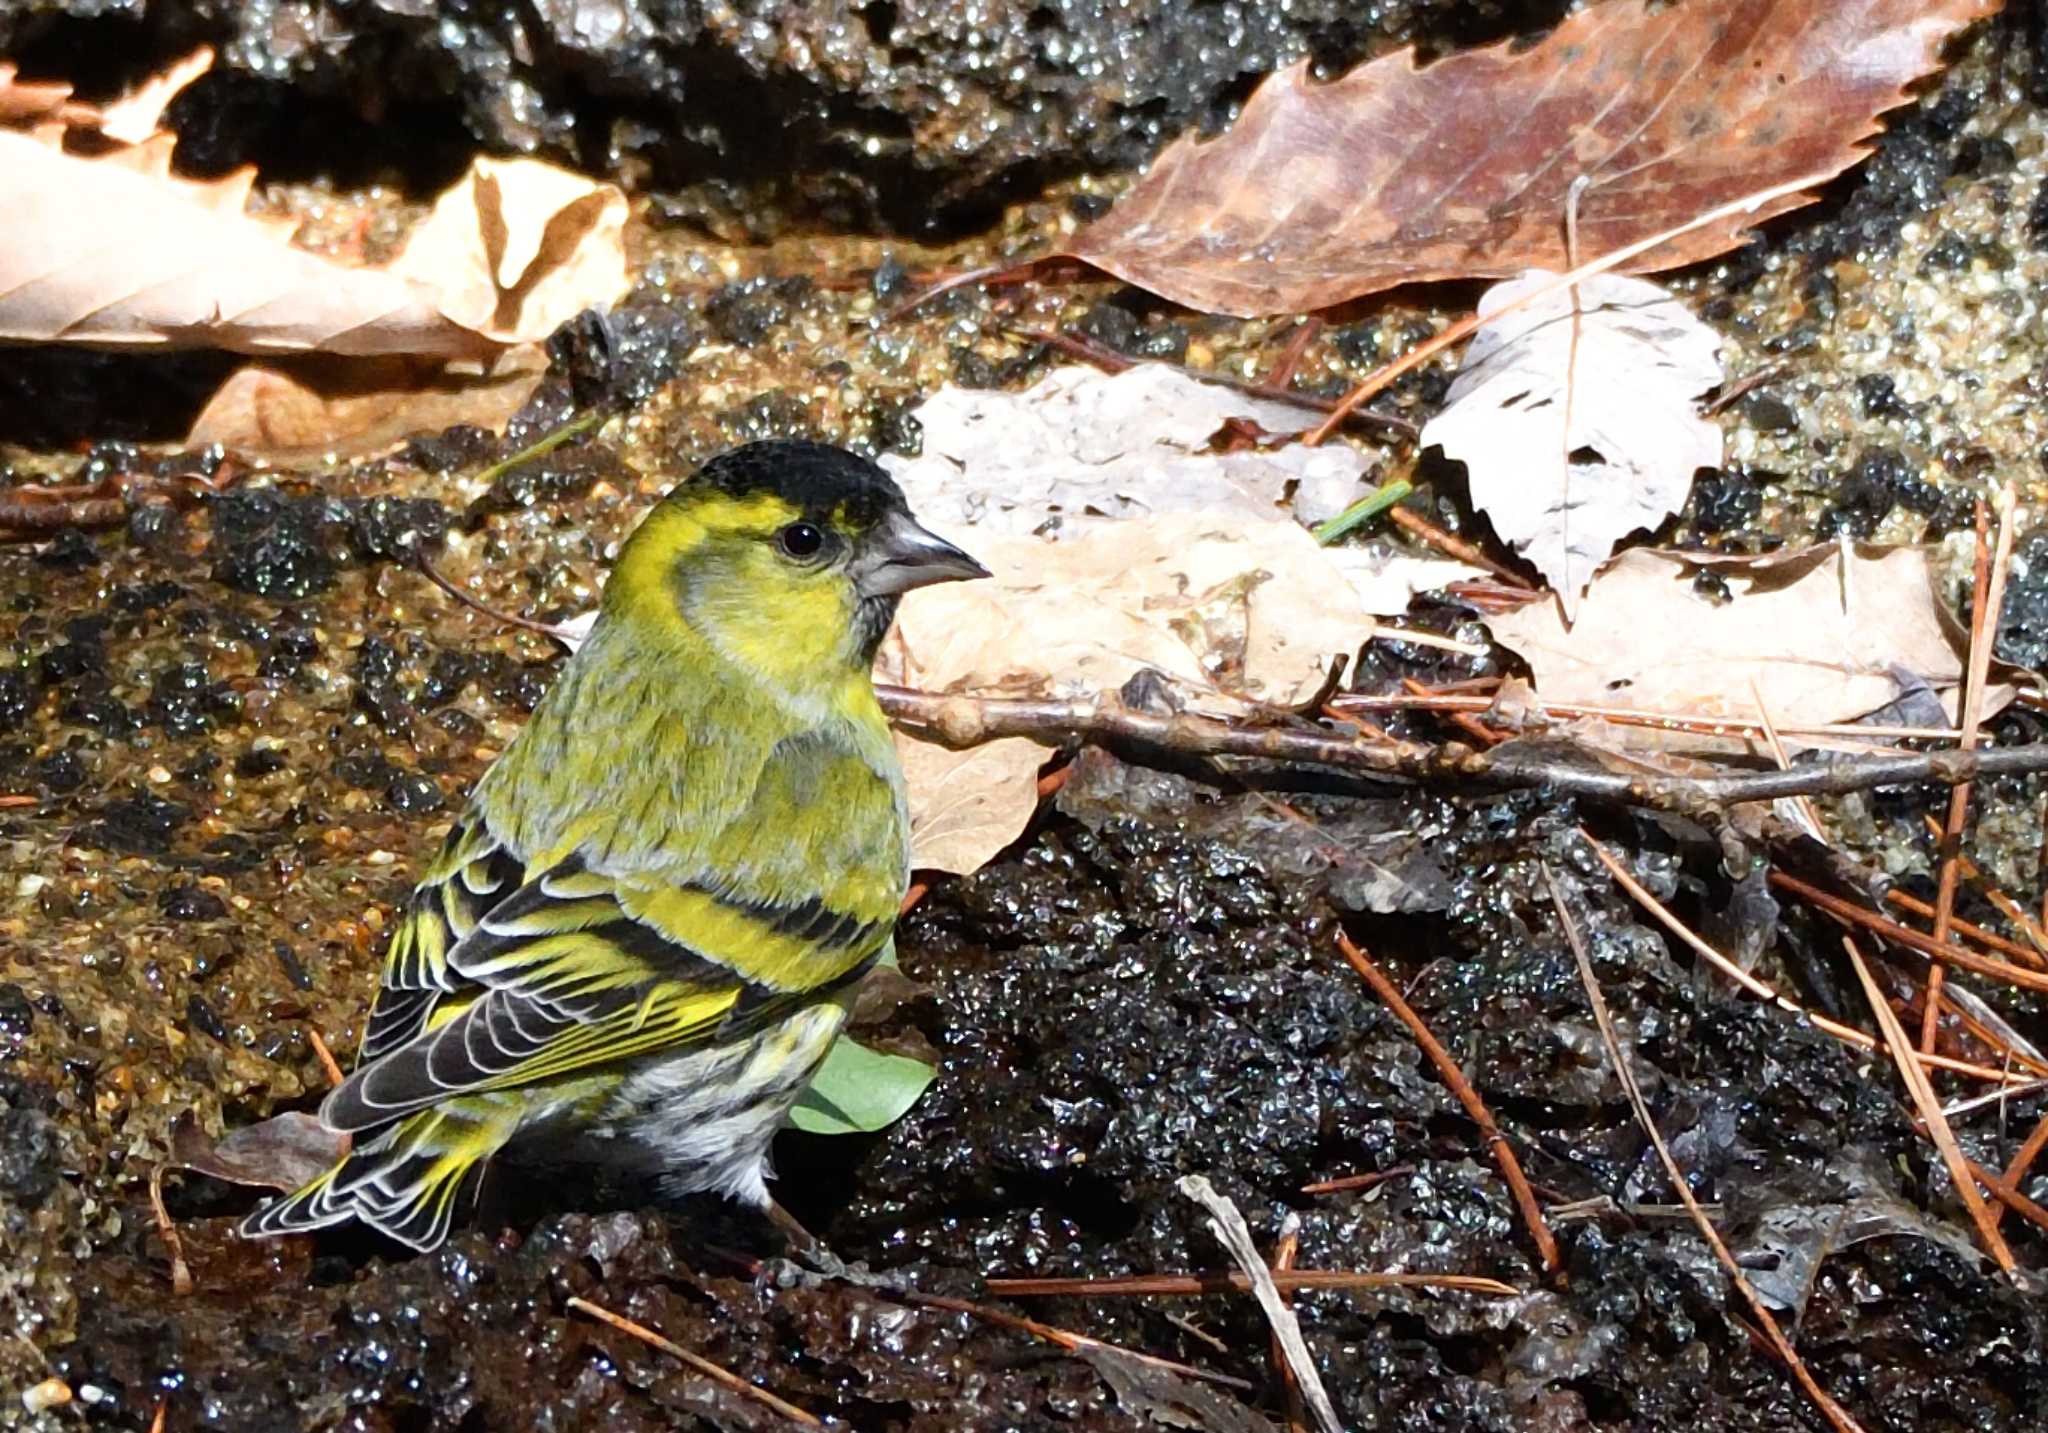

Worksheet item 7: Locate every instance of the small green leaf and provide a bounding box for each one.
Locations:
[788,1035,936,1136]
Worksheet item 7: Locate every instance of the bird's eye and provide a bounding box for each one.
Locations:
[777,521,826,559]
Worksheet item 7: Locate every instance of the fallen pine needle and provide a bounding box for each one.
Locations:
[1268,1217,1309,1433]
[1769,871,2048,1009]
[985,1269,1519,1299]
[900,1290,1254,1392]
[1583,833,2032,1086]
[1989,1113,2048,1233]
[1966,1157,2048,1238]
[306,1025,346,1089]
[1841,937,2017,1276]
[1544,866,1869,1433]
[1301,1165,1415,1196]
[1927,488,2015,1052]
[1334,930,1561,1275]
[1178,1176,1342,1433]
[566,1295,822,1427]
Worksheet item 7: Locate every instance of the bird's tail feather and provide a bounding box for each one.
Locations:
[241,1099,522,1252]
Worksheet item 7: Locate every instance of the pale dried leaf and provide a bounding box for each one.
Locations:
[1423,271,1723,613]
[889,512,1378,708]
[1065,0,1997,316]
[187,346,549,460]
[0,62,85,126]
[881,363,1375,539]
[390,156,630,344]
[0,131,490,356]
[96,47,215,143]
[895,733,1047,875]
[1487,545,1964,735]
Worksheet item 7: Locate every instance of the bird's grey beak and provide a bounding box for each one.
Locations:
[856,511,991,597]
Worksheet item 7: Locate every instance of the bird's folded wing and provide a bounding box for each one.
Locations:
[360,816,527,1061]
[323,853,886,1132]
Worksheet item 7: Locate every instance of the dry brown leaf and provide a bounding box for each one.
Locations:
[187,346,549,460]
[1486,544,1965,736]
[872,511,1395,872]
[890,512,1380,708]
[1423,271,1724,613]
[389,156,630,346]
[1064,0,1997,316]
[895,734,1048,875]
[96,47,216,143]
[0,61,89,126]
[0,132,626,357]
[0,131,489,356]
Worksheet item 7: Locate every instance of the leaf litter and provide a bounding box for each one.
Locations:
[1422,270,1724,612]
[1485,544,1976,750]
[1063,0,1999,316]
[0,49,625,456]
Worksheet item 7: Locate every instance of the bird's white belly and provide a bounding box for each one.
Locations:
[597,1000,849,1205]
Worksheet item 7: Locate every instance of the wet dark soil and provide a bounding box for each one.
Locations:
[7,3,2048,1431]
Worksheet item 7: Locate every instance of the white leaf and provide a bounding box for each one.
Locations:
[1422,270,1724,615]
[882,363,1379,539]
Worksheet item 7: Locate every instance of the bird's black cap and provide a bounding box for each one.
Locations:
[682,440,908,529]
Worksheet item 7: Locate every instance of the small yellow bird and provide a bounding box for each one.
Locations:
[244,440,985,1251]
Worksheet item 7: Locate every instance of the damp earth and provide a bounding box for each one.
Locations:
[4,3,2048,1430]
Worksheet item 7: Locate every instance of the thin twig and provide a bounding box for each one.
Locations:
[1301,1165,1416,1196]
[1886,886,2048,973]
[566,1295,822,1427]
[875,685,2048,813]
[148,1164,193,1297]
[1966,1158,2048,1237]
[1334,930,1561,1275]
[1386,506,1531,587]
[1333,690,1956,745]
[1266,317,1324,389]
[1544,866,1869,1433]
[985,1269,1519,1298]
[1918,813,2048,964]
[1841,938,2017,1275]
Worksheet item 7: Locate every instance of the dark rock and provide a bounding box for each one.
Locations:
[403,424,498,473]
[34,528,100,569]
[1821,447,1967,537]
[79,794,189,855]
[159,885,227,922]
[0,983,32,1039]
[386,770,445,815]
[6,0,1550,234]
[0,1103,60,1209]
[0,668,33,731]
[1686,469,1762,535]
[37,748,86,794]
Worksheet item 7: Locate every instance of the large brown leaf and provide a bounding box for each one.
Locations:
[1065,0,1998,317]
